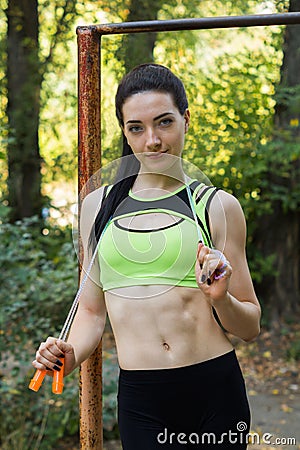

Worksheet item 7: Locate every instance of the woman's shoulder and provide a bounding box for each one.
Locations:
[80,185,110,229]
[79,185,113,244]
[209,189,246,241]
[81,185,111,213]
[212,189,243,215]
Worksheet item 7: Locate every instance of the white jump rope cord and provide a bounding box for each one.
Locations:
[59,218,110,341]
[186,182,204,243]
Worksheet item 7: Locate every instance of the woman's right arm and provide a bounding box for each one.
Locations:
[32,187,107,376]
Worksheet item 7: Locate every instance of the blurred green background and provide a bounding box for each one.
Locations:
[0,0,299,448]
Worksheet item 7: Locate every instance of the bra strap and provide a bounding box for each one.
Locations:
[186,183,204,243]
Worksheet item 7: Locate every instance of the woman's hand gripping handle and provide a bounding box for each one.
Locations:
[29,337,75,394]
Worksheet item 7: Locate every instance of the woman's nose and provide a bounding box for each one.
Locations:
[146,129,161,150]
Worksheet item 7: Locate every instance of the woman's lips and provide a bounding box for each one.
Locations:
[146,149,168,158]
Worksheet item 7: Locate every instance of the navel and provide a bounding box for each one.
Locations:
[162,342,170,351]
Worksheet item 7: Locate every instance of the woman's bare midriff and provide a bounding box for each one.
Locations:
[104,285,233,370]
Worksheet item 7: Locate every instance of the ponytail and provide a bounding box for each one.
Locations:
[89,137,140,251]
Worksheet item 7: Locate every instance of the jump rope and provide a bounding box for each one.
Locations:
[29,182,210,394]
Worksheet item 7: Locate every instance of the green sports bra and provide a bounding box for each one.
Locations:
[98,180,218,291]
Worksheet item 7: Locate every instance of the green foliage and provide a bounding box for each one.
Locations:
[0,207,79,448]
[1,371,79,450]
[286,338,300,361]
[153,9,297,286]
[0,0,299,443]
[38,1,79,186]
[0,216,77,358]
[285,326,300,362]
[256,138,300,213]
[0,206,121,447]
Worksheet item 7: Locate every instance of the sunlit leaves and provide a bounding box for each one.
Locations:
[154,11,284,206]
[1,0,297,228]
[38,0,78,64]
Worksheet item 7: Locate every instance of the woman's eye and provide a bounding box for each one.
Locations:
[160,118,173,127]
[128,125,143,133]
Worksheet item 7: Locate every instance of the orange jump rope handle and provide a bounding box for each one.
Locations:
[52,357,64,394]
[29,369,47,392]
[29,357,64,394]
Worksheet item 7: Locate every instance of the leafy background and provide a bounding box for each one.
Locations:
[0,0,299,448]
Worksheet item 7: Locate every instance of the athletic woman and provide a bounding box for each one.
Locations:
[32,64,261,449]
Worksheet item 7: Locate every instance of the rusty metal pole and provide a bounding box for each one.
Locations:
[77,27,103,450]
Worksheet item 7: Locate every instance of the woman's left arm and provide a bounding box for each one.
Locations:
[196,190,261,342]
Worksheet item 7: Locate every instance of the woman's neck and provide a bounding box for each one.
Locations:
[134,159,187,192]
[133,172,188,193]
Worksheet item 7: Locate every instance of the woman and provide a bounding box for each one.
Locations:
[33,64,261,449]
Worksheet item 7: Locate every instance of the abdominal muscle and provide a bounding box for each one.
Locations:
[104,285,233,370]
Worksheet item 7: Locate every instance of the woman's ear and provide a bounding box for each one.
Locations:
[184,109,190,133]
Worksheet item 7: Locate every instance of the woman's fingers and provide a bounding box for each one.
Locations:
[33,337,75,377]
[33,337,68,372]
[213,259,232,281]
[196,245,231,285]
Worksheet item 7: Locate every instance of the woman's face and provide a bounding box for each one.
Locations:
[122,91,190,162]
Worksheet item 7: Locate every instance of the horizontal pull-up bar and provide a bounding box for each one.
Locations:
[77,12,300,36]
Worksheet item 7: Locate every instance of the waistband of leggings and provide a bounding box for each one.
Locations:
[119,349,237,383]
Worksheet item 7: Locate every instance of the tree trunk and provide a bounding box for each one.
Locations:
[255,0,300,324]
[121,0,163,71]
[6,0,43,221]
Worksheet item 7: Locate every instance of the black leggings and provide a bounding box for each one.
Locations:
[118,350,250,449]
